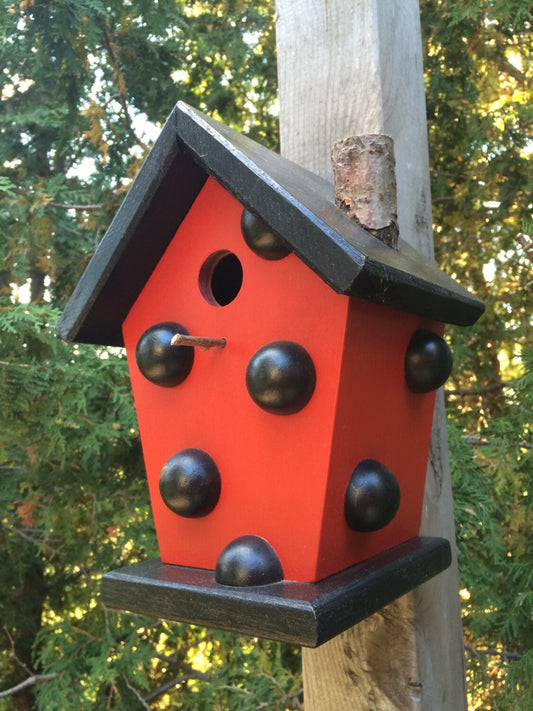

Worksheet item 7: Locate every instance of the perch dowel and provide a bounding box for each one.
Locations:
[170,333,226,350]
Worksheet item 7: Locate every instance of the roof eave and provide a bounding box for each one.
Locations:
[57,102,484,346]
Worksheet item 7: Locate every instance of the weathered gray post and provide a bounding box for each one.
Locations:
[276,2,467,708]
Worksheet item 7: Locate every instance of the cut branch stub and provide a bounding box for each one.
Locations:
[331,135,399,249]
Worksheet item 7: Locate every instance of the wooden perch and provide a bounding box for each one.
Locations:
[331,134,399,249]
[170,334,226,350]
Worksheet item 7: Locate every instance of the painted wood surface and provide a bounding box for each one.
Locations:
[56,103,483,347]
[276,1,468,709]
[101,537,451,648]
[122,176,444,583]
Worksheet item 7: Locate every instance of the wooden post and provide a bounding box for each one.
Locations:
[275,2,467,709]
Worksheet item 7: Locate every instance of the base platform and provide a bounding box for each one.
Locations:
[102,536,451,647]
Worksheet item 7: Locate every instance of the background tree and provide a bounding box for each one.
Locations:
[0,3,301,710]
[0,0,531,709]
[422,2,532,708]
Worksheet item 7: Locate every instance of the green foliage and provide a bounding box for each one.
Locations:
[1,3,293,709]
[0,0,278,306]
[0,0,531,708]
[422,1,532,707]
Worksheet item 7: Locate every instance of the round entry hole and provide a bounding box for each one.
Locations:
[199,251,243,306]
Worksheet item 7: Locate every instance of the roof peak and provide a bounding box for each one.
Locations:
[57,102,483,346]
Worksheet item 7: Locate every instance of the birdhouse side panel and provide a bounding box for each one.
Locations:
[316,299,443,579]
[122,177,350,583]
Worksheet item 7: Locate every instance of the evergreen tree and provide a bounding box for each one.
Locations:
[0,0,531,708]
[422,1,532,708]
[1,2,301,709]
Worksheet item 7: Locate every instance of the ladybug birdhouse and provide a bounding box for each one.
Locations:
[57,103,483,646]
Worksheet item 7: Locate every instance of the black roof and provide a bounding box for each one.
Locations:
[57,102,484,346]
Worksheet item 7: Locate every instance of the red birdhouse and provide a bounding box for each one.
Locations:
[57,103,484,646]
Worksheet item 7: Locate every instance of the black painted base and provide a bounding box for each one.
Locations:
[102,536,451,647]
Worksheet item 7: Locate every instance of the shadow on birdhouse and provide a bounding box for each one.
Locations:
[57,102,484,647]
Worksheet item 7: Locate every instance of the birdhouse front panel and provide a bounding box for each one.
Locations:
[122,175,445,584]
[122,177,352,583]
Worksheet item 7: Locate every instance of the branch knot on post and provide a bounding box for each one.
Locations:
[331,135,399,249]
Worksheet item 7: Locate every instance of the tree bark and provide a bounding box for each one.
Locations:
[331,134,399,248]
[276,2,467,709]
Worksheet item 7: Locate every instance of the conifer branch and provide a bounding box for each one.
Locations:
[0,674,57,699]
[11,186,102,211]
[255,689,303,710]
[101,30,149,152]
[465,437,532,450]
[0,359,33,369]
[3,626,32,676]
[153,635,210,664]
[143,670,212,704]
[517,233,533,266]
[1,523,65,557]
[465,643,522,663]
[445,381,510,396]
[121,674,152,710]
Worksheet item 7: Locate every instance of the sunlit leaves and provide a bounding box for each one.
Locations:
[1,0,531,708]
[1,3,287,708]
[423,3,531,707]
[0,0,278,313]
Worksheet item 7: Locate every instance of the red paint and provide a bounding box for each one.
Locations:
[316,300,441,578]
[123,177,441,583]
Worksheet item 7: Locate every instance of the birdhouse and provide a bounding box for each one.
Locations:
[57,102,484,647]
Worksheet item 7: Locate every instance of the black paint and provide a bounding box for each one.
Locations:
[57,102,484,346]
[101,536,452,647]
[159,448,221,518]
[57,127,207,346]
[246,341,316,415]
[136,322,194,387]
[344,459,401,532]
[404,330,453,393]
[241,209,291,260]
[215,535,284,587]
